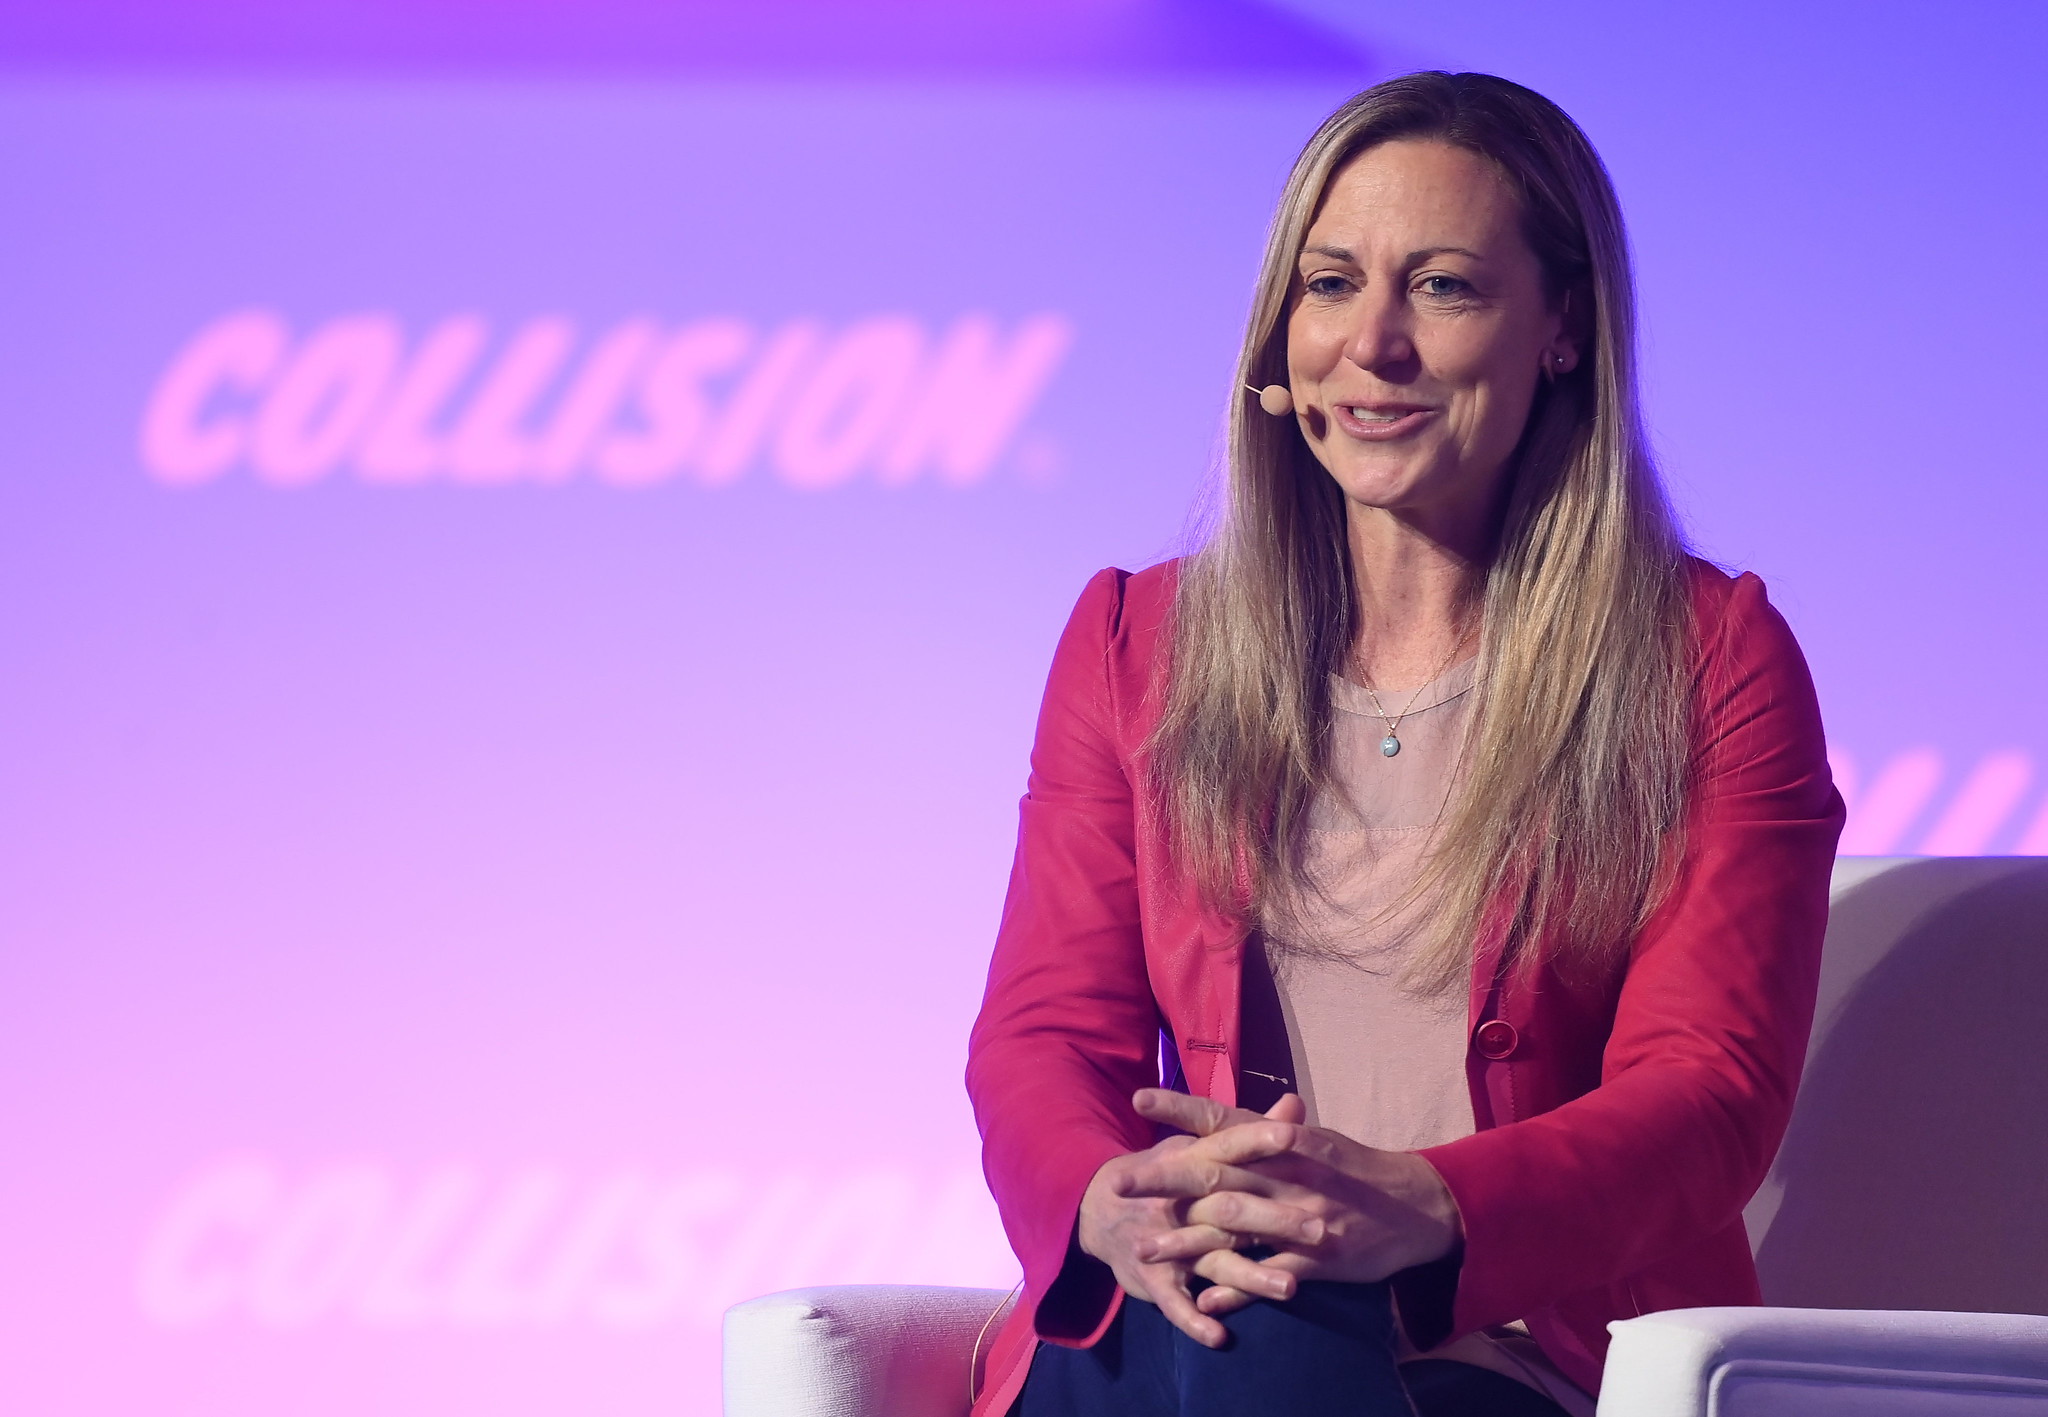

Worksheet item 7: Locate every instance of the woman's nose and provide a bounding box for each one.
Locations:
[1342,290,1416,375]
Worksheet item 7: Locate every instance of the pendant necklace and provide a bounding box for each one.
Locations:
[1359,631,1472,759]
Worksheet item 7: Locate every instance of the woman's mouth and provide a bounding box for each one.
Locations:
[1330,402,1435,441]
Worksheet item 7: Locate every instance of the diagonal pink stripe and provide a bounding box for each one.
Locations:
[1919,752,2035,856]
[1837,748,1944,855]
[2015,794,2048,856]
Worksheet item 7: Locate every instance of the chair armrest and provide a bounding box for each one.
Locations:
[1599,1307,2048,1416]
[724,1284,1017,1417]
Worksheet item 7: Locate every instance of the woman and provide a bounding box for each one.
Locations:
[966,71,1842,1417]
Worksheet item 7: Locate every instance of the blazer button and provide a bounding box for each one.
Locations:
[1473,1019,1519,1060]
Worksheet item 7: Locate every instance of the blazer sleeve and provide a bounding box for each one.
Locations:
[1416,571,1845,1333]
[965,568,1160,1345]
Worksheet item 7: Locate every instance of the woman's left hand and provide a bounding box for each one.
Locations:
[1114,1087,1464,1316]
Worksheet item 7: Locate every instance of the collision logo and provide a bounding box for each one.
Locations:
[140,310,1074,490]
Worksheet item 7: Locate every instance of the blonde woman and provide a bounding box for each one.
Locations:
[965,71,1843,1417]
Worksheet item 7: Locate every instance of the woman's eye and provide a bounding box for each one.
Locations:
[1305,274,1352,298]
[1417,275,1468,299]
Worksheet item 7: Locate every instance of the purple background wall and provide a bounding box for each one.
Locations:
[0,2,2042,1413]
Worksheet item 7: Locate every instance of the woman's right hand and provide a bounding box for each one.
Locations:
[1076,1095,1323,1347]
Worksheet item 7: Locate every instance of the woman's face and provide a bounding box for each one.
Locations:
[1286,139,1574,528]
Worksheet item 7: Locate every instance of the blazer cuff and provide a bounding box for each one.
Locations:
[1035,1223,1125,1346]
[1391,1241,1465,1353]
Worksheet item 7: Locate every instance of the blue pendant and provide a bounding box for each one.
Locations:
[1380,734,1401,758]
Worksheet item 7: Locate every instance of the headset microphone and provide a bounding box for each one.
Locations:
[1245,383,1293,416]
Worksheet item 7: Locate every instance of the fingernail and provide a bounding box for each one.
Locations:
[1303,1218,1325,1242]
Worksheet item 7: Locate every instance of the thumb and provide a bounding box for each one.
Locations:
[1264,1092,1307,1125]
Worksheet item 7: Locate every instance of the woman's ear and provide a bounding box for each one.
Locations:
[1543,286,1588,378]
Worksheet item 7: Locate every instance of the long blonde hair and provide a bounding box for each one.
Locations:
[1149,71,1693,988]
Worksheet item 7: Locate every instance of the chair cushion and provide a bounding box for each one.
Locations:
[724,1284,1015,1417]
[1600,1307,2048,1416]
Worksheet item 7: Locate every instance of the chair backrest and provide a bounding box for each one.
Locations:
[1744,856,2048,1314]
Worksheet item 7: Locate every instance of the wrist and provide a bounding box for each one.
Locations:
[1398,1151,1463,1263]
[1075,1155,1123,1263]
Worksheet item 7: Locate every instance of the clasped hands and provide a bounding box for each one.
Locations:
[1076,1088,1462,1348]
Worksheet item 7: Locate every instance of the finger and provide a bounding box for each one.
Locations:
[1237,1116,1382,1179]
[1134,1222,1242,1264]
[1182,1119,1308,1168]
[1114,1119,1309,1193]
[1264,1092,1308,1125]
[1183,1191,1325,1247]
[1111,1154,1279,1202]
[1191,1247,1297,1301]
[1132,1088,1261,1137]
[1194,1247,1318,1313]
[1142,1267,1228,1349]
[1193,1246,1315,1316]
[1195,1283,1256,1316]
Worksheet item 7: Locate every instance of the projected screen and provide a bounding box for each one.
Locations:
[0,46,2042,1417]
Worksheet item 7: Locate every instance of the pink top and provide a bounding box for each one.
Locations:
[1239,657,1595,1416]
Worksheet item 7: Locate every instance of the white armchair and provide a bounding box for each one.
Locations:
[724,857,2048,1415]
[1597,854,2048,1413]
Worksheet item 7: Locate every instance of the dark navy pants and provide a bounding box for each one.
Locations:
[1019,1282,1568,1417]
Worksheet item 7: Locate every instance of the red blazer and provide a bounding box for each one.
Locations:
[965,557,1843,1415]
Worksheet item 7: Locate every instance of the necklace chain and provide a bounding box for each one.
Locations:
[1358,629,1473,759]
